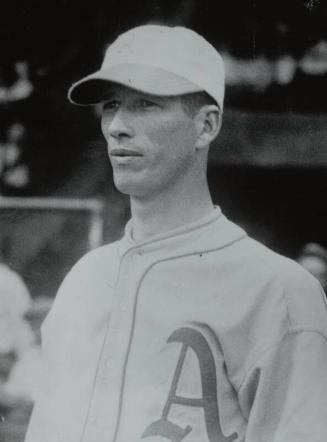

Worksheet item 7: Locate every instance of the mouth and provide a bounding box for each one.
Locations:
[110,148,142,158]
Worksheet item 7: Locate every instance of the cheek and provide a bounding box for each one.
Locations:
[101,117,108,141]
[149,120,196,162]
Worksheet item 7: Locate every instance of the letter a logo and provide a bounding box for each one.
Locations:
[142,327,238,442]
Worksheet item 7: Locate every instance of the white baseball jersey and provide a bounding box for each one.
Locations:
[25,208,327,442]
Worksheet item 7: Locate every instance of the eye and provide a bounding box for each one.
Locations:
[135,99,158,110]
[102,100,120,112]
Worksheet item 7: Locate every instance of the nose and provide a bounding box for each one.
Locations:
[102,108,134,140]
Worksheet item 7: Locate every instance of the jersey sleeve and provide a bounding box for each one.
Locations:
[238,329,327,442]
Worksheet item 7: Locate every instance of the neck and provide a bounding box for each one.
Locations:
[130,177,214,243]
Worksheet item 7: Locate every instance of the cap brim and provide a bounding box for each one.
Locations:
[68,63,203,105]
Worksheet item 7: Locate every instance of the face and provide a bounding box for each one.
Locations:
[298,255,327,290]
[101,85,198,199]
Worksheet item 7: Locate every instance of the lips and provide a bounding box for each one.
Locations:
[110,148,142,157]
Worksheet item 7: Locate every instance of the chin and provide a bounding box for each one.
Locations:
[114,177,155,199]
[114,177,142,196]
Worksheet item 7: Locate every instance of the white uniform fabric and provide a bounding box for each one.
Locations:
[25,208,327,442]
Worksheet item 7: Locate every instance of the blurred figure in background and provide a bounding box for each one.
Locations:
[3,297,51,403]
[297,242,327,294]
[0,248,46,415]
[0,251,33,416]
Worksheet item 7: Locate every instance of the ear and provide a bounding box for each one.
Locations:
[194,105,222,150]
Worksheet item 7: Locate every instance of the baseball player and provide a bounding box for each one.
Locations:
[25,25,327,442]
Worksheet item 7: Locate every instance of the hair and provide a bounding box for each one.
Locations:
[179,91,220,117]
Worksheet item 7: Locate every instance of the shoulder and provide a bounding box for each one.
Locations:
[234,235,327,333]
[64,240,121,282]
[42,240,122,332]
[53,240,121,299]
[219,233,327,387]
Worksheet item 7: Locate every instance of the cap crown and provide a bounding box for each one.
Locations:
[68,25,225,109]
[102,25,225,109]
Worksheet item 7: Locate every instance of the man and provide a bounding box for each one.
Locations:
[25,25,327,442]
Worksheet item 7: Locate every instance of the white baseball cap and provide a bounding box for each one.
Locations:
[68,25,225,110]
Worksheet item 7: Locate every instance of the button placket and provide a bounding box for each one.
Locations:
[81,250,144,442]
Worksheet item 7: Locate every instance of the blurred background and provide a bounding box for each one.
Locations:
[1,0,327,440]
